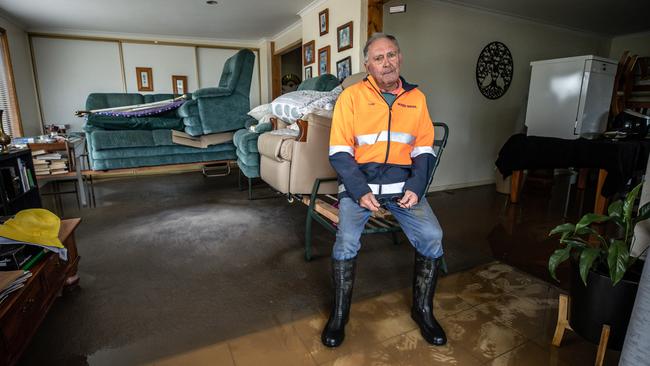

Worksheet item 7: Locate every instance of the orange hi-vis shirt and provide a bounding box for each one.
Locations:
[329,75,436,201]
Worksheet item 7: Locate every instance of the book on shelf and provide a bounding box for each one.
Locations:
[50,169,68,175]
[35,153,62,160]
[49,162,67,170]
[31,149,47,156]
[32,159,48,166]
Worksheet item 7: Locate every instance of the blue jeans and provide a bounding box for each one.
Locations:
[332,196,444,260]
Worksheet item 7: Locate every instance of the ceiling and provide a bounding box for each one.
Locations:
[0,0,311,40]
[436,0,650,36]
[1,0,647,40]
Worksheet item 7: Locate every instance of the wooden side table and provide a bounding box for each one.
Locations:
[28,137,88,207]
[0,218,81,366]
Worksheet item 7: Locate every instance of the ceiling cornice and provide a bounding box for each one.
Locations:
[27,28,262,47]
[297,0,327,18]
[271,19,302,41]
[0,8,27,29]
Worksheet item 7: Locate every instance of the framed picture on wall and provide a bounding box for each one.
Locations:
[172,75,188,95]
[318,46,330,75]
[136,67,154,91]
[337,21,353,52]
[319,9,329,36]
[336,56,352,82]
[303,40,315,65]
[305,66,313,79]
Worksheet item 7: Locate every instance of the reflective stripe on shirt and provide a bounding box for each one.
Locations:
[338,181,405,195]
[355,131,415,147]
[329,145,355,156]
[411,146,436,158]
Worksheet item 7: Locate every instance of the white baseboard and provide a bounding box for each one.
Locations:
[428,178,496,192]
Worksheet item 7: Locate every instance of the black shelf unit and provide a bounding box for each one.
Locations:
[0,148,42,215]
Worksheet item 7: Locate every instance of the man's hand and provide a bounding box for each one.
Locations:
[359,192,381,212]
[398,190,418,209]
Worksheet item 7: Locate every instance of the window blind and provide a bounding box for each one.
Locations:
[0,46,13,136]
[0,30,18,137]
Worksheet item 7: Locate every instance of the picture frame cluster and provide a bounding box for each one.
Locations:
[304,8,355,82]
[136,67,188,95]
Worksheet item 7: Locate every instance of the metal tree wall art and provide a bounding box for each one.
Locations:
[476,41,513,99]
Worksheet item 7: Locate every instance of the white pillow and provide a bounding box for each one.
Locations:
[247,103,272,120]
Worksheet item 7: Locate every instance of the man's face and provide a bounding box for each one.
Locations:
[365,38,402,89]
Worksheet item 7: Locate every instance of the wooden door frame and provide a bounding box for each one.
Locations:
[271,39,302,100]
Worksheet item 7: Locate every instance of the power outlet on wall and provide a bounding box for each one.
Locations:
[389,4,406,14]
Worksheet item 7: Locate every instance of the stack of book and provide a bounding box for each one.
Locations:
[0,270,32,304]
[32,150,69,176]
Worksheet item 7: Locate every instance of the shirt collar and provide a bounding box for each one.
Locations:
[367,75,404,95]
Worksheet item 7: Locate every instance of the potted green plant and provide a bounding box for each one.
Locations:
[548,182,648,350]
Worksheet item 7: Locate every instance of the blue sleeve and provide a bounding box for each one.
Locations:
[329,152,371,201]
[403,154,436,200]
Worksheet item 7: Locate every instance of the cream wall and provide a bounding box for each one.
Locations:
[610,31,650,58]
[122,43,197,94]
[299,0,367,80]
[31,37,123,132]
[30,33,262,132]
[0,14,41,136]
[384,0,611,190]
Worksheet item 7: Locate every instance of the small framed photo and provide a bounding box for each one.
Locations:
[305,66,313,79]
[337,21,353,52]
[172,75,188,95]
[319,9,329,36]
[336,56,352,82]
[318,45,330,76]
[303,40,315,65]
[136,67,153,91]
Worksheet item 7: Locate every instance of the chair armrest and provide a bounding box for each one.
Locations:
[192,87,233,99]
[258,133,295,162]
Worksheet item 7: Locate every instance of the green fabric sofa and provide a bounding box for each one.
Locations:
[84,49,255,171]
[233,73,340,193]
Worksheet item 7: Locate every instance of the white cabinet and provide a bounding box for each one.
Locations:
[525,55,617,139]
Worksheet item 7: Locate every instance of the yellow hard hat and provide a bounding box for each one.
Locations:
[0,209,63,249]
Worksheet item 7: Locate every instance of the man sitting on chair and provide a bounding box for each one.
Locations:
[322,33,446,347]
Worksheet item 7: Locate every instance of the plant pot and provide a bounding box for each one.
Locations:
[569,261,640,351]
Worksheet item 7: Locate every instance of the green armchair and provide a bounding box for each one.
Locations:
[178,48,256,136]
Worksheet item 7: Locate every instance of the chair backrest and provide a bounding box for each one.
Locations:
[297,74,340,91]
[424,122,449,194]
[342,72,366,89]
[218,49,256,95]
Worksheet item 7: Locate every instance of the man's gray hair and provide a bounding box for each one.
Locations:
[363,33,400,63]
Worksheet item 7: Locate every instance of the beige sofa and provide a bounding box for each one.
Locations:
[257,73,366,195]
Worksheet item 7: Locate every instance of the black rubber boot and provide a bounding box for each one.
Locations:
[411,252,447,346]
[321,257,356,348]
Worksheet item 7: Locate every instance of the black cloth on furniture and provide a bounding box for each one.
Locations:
[495,134,650,197]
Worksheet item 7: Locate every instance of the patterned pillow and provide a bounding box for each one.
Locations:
[271,89,342,123]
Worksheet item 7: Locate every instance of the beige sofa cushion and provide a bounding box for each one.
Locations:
[279,139,294,161]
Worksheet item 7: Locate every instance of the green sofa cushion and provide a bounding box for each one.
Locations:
[91,142,234,160]
[86,93,144,110]
[90,149,236,171]
[89,129,179,150]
